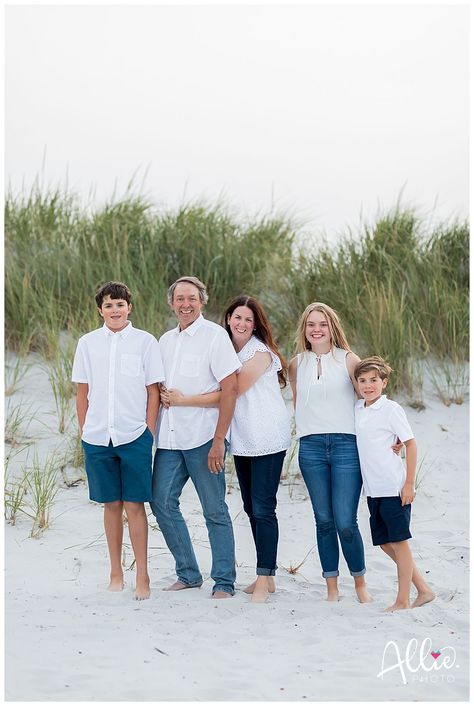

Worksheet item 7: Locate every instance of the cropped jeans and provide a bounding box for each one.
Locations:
[298,433,366,579]
[150,439,236,595]
[234,450,286,576]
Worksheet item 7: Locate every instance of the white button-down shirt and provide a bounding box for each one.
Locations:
[355,395,414,497]
[72,322,164,447]
[156,315,241,450]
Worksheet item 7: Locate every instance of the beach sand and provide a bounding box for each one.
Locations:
[4,356,469,701]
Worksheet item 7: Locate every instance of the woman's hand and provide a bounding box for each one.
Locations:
[161,386,185,407]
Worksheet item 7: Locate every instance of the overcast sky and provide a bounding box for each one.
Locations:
[5,3,469,240]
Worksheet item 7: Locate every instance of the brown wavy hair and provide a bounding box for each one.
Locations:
[223,295,288,387]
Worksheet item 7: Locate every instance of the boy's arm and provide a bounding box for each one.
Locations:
[75,383,89,431]
[400,438,417,505]
[146,383,160,433]
[208,371,238,474]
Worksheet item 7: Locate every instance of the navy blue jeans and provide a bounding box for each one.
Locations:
[234,451,286,576]
[298,434,366,578]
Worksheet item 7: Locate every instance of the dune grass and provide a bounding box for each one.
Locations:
[5,187,469,396]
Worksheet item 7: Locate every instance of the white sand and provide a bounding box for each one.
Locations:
[4,356,469,701]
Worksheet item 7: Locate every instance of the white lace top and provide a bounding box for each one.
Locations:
[230,336,291,456]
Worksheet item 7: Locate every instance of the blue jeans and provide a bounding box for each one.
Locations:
[298,434,366,579]
[150,439,236,595]
[234,451,286,576]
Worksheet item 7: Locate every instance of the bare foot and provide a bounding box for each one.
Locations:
[355,585,374,603]
[134,575,151,601]
[384,601,411,612]
[108,574,124,592]
[243,577,276,594]
[212,591,231,599]
[251,586,269,603]
[326,589,339,602]
[162,581,201,591]
[412,590,436,608]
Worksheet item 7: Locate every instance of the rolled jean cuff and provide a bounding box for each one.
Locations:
[212,585,234,596]
[178,578,203,587]
[350,568,366,577]
[257,567,276,576]
[322,570,339,578]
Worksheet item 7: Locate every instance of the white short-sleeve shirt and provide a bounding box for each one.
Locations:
[156,315,241,450]
[230,336,291,456]
[354,395,414,497]
[72,322,165,447]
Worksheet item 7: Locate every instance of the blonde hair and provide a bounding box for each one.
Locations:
[354,356,392,381]
[295,302,351,354]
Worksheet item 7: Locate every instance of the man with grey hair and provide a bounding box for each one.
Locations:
[151,276,240,598]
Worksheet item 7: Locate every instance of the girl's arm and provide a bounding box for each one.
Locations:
[163,351,272,408]
[346,351,361,394]
[288,356,297,409]
[400,438,417,505]
[75,383,89,431]
[146,383,160,433]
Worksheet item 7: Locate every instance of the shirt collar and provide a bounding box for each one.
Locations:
[176,313,205,337]
[102,321,133,339]
[359,394,388,410]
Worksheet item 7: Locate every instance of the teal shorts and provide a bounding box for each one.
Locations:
[82,428,154,503]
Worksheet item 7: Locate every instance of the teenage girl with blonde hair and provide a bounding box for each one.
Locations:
[289,302,372,603]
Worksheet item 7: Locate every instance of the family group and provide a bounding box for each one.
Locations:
[71,277,435,611]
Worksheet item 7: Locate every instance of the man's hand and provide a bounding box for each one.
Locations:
[208,438,225,474]
[400,481,415,506]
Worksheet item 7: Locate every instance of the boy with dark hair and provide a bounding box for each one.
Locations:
[354,356,435,611]
[72,280,164,599]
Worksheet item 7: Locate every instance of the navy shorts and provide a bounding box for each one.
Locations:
[367,496,412,546]
[82,428,154,503]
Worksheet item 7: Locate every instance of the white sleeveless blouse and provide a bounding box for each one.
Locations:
[230,336,291,456]
[295,347,356,438]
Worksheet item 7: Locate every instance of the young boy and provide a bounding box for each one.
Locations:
[72,281,164,600]
[354,356,435,611]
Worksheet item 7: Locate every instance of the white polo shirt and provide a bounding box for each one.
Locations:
[354,395,414,498]
[72,322,165,447]
[156,315,241,450]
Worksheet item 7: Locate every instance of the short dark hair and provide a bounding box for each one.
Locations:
[95,281,132,308]
[355,356,392,381]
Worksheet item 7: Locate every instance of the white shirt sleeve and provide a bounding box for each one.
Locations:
[71,338,88,383]
[389,403,414,443]
[143,336,165,385]
[209,329,241,382]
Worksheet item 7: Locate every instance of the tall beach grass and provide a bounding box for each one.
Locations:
[5,187,469,395]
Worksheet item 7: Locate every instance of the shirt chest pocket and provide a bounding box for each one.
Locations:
[120,353,141,377]
[179,353,200,378]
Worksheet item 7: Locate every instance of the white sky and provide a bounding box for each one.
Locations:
[5,2,469,239]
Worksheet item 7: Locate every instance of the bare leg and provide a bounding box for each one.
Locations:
[383,541,412,611]
[380,543,435,607]
[104,501,125,591]
[354,574,373,603]
[243,576,276,594]
[124,501,150,600]
[326,576,339,602]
